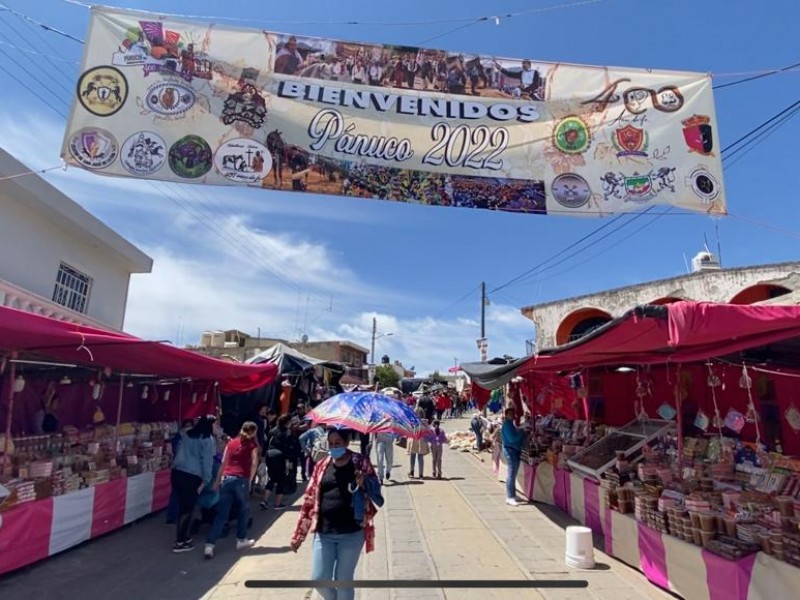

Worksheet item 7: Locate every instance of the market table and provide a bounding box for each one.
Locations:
[0,469,171,576]
[495,456,800,600]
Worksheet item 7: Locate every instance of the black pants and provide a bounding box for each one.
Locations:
[266,454,290,495]
[171,469,202,543]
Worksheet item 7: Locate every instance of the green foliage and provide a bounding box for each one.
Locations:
[374,364,400,389]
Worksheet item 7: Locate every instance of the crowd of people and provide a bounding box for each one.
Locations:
[166,380,533,600]
[451,176,547,213]
[274,36,547,100]
[344,164,453,205]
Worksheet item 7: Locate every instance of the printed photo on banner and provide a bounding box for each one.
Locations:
[270,33,547,101]
[260,142,546,214]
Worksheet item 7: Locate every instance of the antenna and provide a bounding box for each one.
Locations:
[715,219,723,268]
[683,253,690,274]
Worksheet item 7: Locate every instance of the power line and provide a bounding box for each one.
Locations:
[713,59,800,90]
[0,3,83,43]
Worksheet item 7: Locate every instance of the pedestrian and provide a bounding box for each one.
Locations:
[430,420,447,479]
[292,403,311,482]
[166,419,194,525]
[171,416,216,553]
[373,431,394,481]
[204,422,259,558]
[299,422,327,480]
[291,428,384,600]
[501,407,526,506]
[416,388,435,422]
[435,391,449,421]
[470,412,488,451]
[260,413,293,510]
[407,410,431,479]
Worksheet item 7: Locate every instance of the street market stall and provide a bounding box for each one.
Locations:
[0,306,277,576]
[463,301,800,600]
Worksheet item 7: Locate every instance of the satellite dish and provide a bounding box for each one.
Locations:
[301,334,309,344]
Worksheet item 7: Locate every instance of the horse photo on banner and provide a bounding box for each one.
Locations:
[63,6,726,218]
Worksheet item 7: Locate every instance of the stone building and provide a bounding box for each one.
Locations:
[521,254,800,351]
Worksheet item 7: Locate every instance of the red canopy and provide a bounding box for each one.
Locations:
[0,306,277,393]
[520,301,800,373]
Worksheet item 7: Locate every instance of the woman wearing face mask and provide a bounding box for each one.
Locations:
[204,422,259,558]
[291,428,384,600]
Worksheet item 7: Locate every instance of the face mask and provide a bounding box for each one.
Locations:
[329,447,347,459]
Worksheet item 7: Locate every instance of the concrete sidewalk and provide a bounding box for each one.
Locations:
[0,417,675,600]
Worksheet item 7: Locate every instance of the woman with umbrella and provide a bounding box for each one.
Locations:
[291,427,384,600]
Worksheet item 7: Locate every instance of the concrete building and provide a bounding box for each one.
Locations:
[521,254,800,350]
[194,330,370,378]
[0,148,152,330]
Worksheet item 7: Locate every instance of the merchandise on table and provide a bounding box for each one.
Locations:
[0,421,176,511]
[593,426,800,566]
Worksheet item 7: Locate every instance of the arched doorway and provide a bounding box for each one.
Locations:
[729,284,791,305]
[556,308,613,345]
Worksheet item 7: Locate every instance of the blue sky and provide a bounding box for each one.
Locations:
[1,0,799,375]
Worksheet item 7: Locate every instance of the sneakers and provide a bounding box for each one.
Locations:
[204,544,214,559]
[259,500,269,511]
[236,539,256,551]
[274,503,288,510]
[385,471,391,480]
[172,541,195,553]
[506,498,520,507]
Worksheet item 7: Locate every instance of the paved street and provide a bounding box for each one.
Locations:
[0,418,674,600]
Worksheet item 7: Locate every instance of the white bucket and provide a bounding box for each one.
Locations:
[565,525,595,569]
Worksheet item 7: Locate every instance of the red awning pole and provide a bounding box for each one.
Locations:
[3,359,15,456]
[114,373,124,451]
[675,381,684,467]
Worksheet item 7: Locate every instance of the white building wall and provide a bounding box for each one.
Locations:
[0,189,132,329]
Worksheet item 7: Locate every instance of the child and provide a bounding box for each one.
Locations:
[430,420,448,479]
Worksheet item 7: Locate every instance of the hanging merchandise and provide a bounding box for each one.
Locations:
[706,362,724,438]
[488,388,503,413]
[93,406,106,424]
[785,403,800,433]
[635,368,650,420]
[724,408,746,434]
[658,402,677,420]
[694,409,710,431]
[740,364,761,445]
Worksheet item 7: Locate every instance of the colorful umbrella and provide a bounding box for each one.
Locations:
[307,391,426,439]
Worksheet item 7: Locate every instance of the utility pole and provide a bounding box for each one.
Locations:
[371,316,377,366]
[480,282,486,340]
[478,282,489,363]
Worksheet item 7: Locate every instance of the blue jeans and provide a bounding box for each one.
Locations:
[504,447,521,500]
[310,531,365,600]
[206,476,249,544]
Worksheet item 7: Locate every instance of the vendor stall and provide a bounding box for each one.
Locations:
[465,301,800,600]
[0,306,277,576]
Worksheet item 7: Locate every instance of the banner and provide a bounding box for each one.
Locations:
[62,7,727,217]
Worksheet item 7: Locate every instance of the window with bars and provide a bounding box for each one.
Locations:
[52,262,92,314]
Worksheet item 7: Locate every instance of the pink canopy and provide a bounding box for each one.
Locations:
[0,306,277,393]
[519,301,800,373]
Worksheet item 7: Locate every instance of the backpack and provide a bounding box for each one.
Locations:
[311,432,329,462]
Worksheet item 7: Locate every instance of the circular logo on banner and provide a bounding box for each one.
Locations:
[688,168,719,203]
[68,127,119,170]
[168,135,213,179]
[144,82,196,118]
[120,131,167,177]
[551,173,591,209]
[77,66,128,117]
[553,115,591,154]
[214,138,272,183]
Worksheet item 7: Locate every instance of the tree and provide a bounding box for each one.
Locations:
[430,370,446,383]
[374,364,400,389]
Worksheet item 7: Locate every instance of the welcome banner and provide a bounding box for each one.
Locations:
[62,6,726,217]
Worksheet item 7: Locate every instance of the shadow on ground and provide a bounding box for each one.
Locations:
[0,484,310,600]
